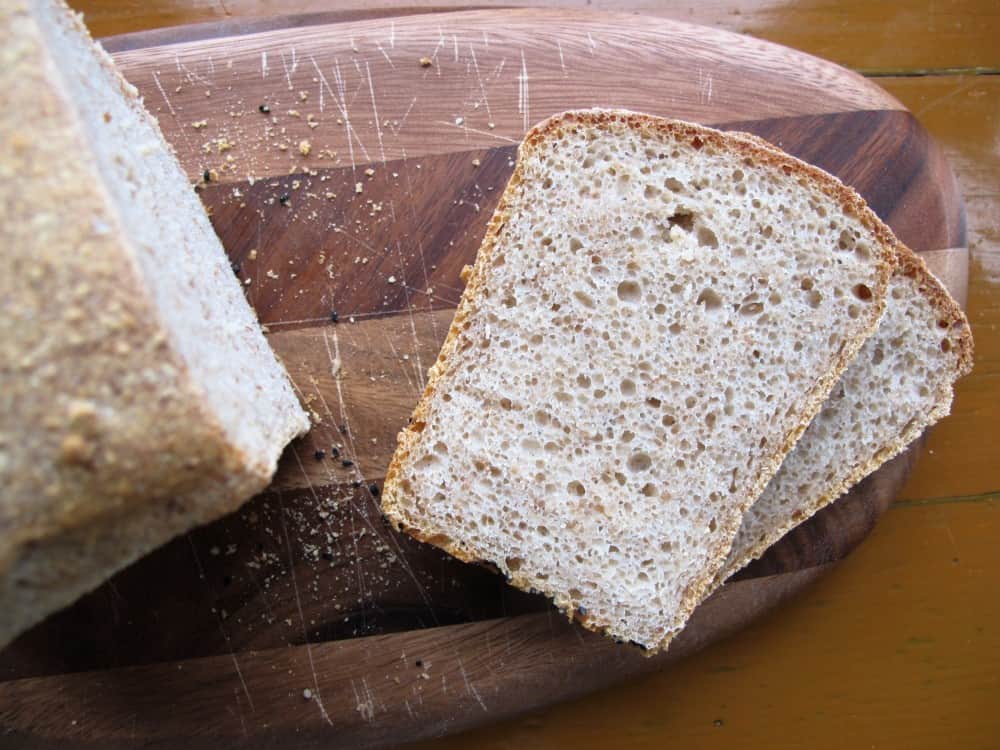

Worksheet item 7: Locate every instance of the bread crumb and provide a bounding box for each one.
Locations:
[355,182,363,194]
[216,138,232,153]
[364,168,375,177]
[191,120,208,129]
[303,689,313,700]
[59,434,94,466]
[472,158,481,167]
[298,140,311,157]
[388,276,397,284]
[288,109,301,118]
[298,90,309,102]
[455,117,464,126]
[419,56,433,67]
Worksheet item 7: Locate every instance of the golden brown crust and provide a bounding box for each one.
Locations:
[381,109,897,654]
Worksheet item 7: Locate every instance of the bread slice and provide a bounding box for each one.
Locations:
[715,244,973,583]
[381,109,895,651]
[0,0,309,646]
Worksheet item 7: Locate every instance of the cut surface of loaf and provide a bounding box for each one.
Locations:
[0,0,309,646]
[716,245,973,583]
[382,109,895,651]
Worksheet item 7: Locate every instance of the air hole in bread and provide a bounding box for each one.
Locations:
[837,229,853,251]
[570,237,583,252]
[620,378,636,396]
[567,481,586,496]
[664,177,685,192]
[697,226,719,248]
[617,280,642,303]
[573,290,596,308]
[696,288,723,311]
[627,451,652,472]
[853,283,873,301]
[668,211,694,232]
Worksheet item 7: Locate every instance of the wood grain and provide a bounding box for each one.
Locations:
[0,7,977,749]
[107,9,901,183]
[68,0,1000,72]
[0,567,831,749]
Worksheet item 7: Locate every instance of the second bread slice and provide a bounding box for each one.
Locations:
[382,110,894,651]
[716,245,973,583]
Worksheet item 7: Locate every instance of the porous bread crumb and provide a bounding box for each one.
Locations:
[381,110,894,653]
[298,139,311,156]
[419,56,433,67]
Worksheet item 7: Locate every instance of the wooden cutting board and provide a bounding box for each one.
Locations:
[0,9,968,749]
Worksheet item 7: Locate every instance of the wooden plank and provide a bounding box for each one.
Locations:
[68,0,1000,72]
[412,495,1000,750]
[878,76,1000,502]
[0,568,829,749]
[105,9,901,183]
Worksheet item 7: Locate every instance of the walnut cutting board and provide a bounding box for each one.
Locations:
[0,9,969,749]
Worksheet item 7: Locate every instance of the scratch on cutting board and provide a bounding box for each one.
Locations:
[278,487,334,726]
[390,20,396,49]
[433,120,518,144]
[332,59,372,166]
[260,50,268,79]
[517,50,530,132]
[455,654,488,712]
[383,334,419,395]
[231,688,250,738]
[279,47,297,90]
[375,41,396,69]
[150,71,177,116]
[426,26,446,77]
[587,31,598,55]
[174,53,210,86]
[453,34,460,62]
[396,242,426,390]
[309,55,328,112]
[390,96,417,137]
[414,237,442,343]
[186,534,256,711]
[352,678,376,722]
[404,698,416,719]
[365,62,388,162]
[469,44,494,124]
[316,329,440,622]
[698,68,714,105]
[557,40,568,77]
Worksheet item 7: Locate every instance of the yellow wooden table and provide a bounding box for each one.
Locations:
[69,2,1000,747]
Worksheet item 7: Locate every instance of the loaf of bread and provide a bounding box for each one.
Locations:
[0,0,309,646]
[716,243,973,583]
[382,110,896,652]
